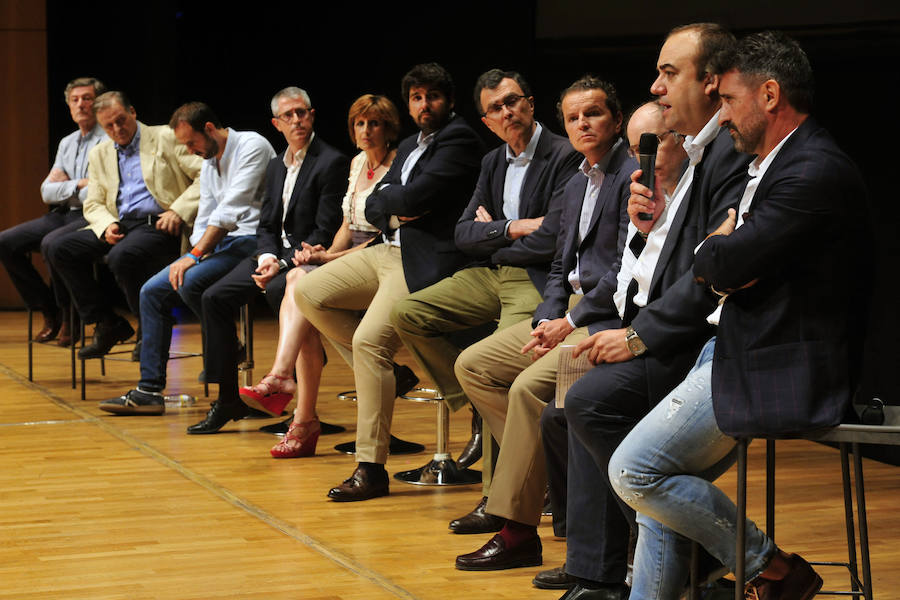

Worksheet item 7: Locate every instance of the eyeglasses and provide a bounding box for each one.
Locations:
[483,94,527,118]
[277,108,311,122]
[628,130,685,155]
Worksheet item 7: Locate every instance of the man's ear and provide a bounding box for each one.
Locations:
[703,72,720,97]
[762,80,780,112]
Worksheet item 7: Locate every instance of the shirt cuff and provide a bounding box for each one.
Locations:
[565,313,576,328]
[257,253,277,267]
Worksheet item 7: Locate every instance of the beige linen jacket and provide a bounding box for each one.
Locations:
[83,122,201,237]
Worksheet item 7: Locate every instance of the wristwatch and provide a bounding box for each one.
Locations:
[625,326,647,356]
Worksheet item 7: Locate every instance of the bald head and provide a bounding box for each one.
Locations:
[626,101,686,195]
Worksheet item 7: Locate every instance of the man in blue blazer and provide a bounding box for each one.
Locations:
[610,31,868,600]
[294,63,486,501]
[188,86,348,434]
[452,76,636,573]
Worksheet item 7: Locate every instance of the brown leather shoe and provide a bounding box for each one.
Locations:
[34,312,61,343]
[327,466,389,502]
[449,496,506,534]
[744,552,823,600]
[532,563,576,590]
[56,316,81,347]
[455,533,542,571]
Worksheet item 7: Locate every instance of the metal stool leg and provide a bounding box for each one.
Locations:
[332,390,425,455]
[238,303,253,388]
[69,304,76,389]
[840,443,861,595]
[765,440,776,539]
[851,442,873,600]
[27,308,33,381]
[735,438,748,600]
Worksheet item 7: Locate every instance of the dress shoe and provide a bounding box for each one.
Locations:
[744,552,822,600]
[449,496,506,534]
[455,533,542,571]
[56,316,81,347]
[99,388,165,415]
[394,363,419,397]
[34,311,61,343]
[533,563,576,590]
[270,417,320,458]
[456,405,483,468]
[558,583,630,600]
[78,315,134,359]
[186,400,250,434]
[327,465,389,502]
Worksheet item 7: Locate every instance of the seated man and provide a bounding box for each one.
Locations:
[609,31,869,600]
[187,86,348,434]
[99,101,274,415]
[452,75,636,572]
[0,77,106,345]
[45,91,201,359]
[390,68,580,519]
[294,63,486,501]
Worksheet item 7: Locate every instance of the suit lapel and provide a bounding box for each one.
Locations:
[563,176,589,274]
[490,150,507,217]
[285,138,319,217]
[518,133,552,218]
[138,123,155,200]
[648,161,696,293]
[582,144,626,244]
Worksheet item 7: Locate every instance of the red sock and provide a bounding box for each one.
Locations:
[498,520,536,547]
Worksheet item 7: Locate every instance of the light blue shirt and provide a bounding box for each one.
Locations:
[115,126,160,218]
[191,129,275,246]
[502,122,543,221]
[40,123,107,209]
[383,127,439,246]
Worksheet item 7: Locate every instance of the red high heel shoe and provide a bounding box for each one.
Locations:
[239,373,294,416]
[270,417,321,458]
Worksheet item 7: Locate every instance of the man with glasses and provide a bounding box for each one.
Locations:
[390,68,580,522]
[187,86,348,434]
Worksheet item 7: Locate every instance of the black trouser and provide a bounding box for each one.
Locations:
[200,255,289,405]
[45,217,180,324]
[0,208,86,311]
[540,402,569,538]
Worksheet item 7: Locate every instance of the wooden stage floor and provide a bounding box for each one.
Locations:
[0,311,897,599]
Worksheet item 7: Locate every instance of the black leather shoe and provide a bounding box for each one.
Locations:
[533,563,576,590]
[456,406,483,468]
[327,466,389,502]
[449,496,506,534]
[558,584,630,600]
[186,400,249,434]
[394,364,419,397]
[78,315,134,359]
[455,533,542,571]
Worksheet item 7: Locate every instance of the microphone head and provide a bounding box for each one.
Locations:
[638,132,659,155]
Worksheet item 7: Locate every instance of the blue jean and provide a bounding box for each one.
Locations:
[138,235,256,391]
[608,337,776,599]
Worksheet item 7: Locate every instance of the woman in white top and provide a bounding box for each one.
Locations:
[239,94,400,458]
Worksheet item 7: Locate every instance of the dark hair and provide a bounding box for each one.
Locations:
[93,90,133,114]
[668,23,736,81]
[401,62,455,103]
[711,30,814,113]
[64,77,105,102]
[347,94,402,146]
[556,75,623,128]
[472,69,532,115]
[168,101,223,131]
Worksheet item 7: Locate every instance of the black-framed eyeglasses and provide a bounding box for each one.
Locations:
[277,108,310,122]
[483,94,526,118]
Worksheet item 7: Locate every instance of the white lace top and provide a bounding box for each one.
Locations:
[342,151,384,233]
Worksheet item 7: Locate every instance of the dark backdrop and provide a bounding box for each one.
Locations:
[46,2,899,409]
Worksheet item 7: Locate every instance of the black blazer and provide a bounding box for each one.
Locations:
[453,126,581,293]
[630,126,752,404]
[694,117,869,437]
[365,115,485,293]
[532,141,636,332]
[256,136,349,258]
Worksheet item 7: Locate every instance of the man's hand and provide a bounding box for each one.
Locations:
[507,216,545,239]
[294,242,327,266]
[76,178,89,189]
[251,257,280,289]
[168,255,196,290]
[521,317,574,357]
[474,205,492,223]
[156,210,183,236]
[104,222,125,245]
[47,168,70,183]
[707,208,737,239]
[572,327,633,365]
[628,169,664,234]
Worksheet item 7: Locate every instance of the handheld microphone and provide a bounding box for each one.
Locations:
[637,133,658,221]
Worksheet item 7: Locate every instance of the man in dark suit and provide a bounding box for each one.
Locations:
[187,86,348,434]
[554,23,750,599]
[389,68,580,508]
[609,31,868,600]
[294,63,486,501]
[451,75,635,573]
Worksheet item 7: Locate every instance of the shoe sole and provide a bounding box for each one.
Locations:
[327,489,389,502]
[531,579,575,590]
[239,392,290,417]
[455,557,543,571]
[99,404,164,416]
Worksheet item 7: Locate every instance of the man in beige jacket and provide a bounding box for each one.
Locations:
[46,91,200,359]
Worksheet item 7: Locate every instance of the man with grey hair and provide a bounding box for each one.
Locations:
[0,76,106,345]
[187,86,348,434]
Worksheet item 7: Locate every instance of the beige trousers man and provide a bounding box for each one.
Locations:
[294,243,409,464]
[454,298,588,526]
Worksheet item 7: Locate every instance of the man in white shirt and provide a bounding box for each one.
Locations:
[99,101,274,415]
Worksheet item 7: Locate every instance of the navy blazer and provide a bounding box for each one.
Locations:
[365,115,485,293]
[531,141,636,333]
[694,117,869,437]
[453,126,581,293]
[256,136,349,258]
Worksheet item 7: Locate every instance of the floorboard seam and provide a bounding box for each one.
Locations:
[0,360,421,600]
